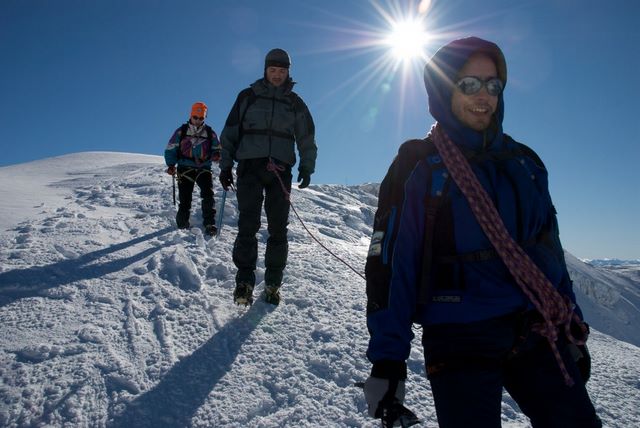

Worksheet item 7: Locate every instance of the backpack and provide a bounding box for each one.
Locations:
[177,123,216,163]
[418,136,554,304]
[236,89,302,142]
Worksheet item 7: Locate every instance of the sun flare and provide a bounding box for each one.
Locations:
[301,0,442,132]
[385,18,430,61]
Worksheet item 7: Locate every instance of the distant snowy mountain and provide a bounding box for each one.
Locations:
[585,259,640,268]
[0,153,638,427]
[583,259,640,281]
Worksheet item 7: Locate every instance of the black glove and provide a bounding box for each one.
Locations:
[568,320,591,382]
[364,377,406,418]
[364,377,419,427]
[219,168,234,191]
[297,168,311,189]
[568,343,592,383]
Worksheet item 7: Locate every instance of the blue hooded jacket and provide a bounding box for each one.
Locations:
[365,37,578,369]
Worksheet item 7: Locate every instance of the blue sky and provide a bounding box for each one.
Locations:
[1,0,638,260]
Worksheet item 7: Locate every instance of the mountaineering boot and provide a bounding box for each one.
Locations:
[176,210,190,229]
[264,284,281,305]
[204,224,217,236]
[233,282,254,306]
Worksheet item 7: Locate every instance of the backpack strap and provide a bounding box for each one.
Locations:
[417,152,451,304]
[238,90,258,142]
[176,123,189,160]
[178,123,189,142]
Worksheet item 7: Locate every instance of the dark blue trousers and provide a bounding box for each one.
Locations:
[233,158,292,287]
[422,312,601,428]
[176,167,215,228]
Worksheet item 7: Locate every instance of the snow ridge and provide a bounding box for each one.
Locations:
[0,153,638,427]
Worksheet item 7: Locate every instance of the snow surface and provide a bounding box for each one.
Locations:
[0,152,638,427]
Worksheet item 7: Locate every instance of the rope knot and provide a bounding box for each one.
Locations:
[266,158,286,173]
[267,158,290,201]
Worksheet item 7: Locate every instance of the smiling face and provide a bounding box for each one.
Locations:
[451,53,499,131]
[266,66,289,87]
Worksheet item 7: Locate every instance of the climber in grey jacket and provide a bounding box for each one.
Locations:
[219,48,317,306]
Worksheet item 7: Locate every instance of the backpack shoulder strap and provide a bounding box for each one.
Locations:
[504,133,546,170]
[178,123,189,142]
[176,123,190,160]
[204,124,214,142]
[238,89,258,141]
[417,137,452,304]
[287,91,303,113]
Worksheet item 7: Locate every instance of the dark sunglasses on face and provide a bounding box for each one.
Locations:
[192,116,205,121]
[455,76,504,96]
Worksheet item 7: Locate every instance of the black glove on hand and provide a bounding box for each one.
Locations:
[297,168,311,189]
[568,320,591,383]
[364,377,406,419]
[219,168,234,191]
[568,343,592,383]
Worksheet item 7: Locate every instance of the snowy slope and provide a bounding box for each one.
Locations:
[0,153,639,427]
[567,253,640,347]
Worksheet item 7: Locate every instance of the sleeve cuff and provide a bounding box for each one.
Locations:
[370,360,407,380]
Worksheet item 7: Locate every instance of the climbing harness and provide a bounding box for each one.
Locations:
[176,168,212,184]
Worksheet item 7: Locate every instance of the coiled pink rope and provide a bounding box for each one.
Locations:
[430,124,586,386]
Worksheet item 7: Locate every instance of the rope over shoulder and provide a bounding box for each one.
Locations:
[430,123,587,386]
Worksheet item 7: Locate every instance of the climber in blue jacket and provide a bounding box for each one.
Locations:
[363,36,601,428]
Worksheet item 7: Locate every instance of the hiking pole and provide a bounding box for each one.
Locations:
[172,174,176,206]
[215,189,227,237]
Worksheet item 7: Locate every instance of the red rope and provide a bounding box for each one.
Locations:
[430,124,586,386]
[266,158,366,281]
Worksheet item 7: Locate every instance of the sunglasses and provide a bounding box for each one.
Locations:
[455,76,504,96]
[192,116,205,121]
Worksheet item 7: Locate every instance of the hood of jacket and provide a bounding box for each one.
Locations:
[423,36,507,151]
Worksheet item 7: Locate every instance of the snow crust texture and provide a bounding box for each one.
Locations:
[0,153,638,427]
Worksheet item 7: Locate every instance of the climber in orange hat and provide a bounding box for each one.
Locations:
[164,101,221,236]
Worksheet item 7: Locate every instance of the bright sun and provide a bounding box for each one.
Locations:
[385,18,430,61]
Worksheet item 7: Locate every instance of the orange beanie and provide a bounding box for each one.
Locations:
[191,102,207,118]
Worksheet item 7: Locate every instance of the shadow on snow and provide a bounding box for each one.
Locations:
[108,302,273,427]
[0,227,173,307]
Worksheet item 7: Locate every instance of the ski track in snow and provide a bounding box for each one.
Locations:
[0,154,638,427]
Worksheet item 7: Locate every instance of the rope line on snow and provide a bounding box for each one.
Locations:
[266,158,366,281]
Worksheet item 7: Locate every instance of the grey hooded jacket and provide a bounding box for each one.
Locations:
[219,78,317,174]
